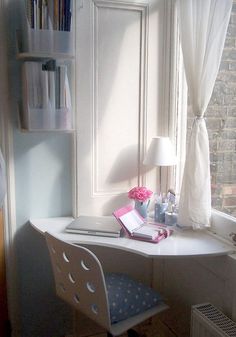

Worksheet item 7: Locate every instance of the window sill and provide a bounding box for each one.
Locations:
[210,209,236,245]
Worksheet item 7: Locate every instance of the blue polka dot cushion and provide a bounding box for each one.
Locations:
[104,273,163,324]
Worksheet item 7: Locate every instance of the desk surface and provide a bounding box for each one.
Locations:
[30,217,235,258]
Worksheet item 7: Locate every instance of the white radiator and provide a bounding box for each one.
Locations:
[191,303,236,337]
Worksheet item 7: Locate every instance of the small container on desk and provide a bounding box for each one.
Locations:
[154,202,168,223]
[165,212,178,226]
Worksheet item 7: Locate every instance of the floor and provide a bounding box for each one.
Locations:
[74,301,191,337]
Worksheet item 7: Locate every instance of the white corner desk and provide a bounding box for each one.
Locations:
[30,217,236,258]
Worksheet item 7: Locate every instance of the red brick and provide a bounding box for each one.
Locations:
[222,197,236,207]
[222,185,236,195]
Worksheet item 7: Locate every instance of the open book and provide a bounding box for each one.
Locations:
[113,205,172,243]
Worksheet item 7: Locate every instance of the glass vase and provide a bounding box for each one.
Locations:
[135,200,148,219]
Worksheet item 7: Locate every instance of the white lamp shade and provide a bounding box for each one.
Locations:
[143,136,177,166]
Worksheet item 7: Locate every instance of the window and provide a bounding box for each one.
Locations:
[185,2,236,219]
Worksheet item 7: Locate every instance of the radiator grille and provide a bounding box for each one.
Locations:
[191,303,236,337]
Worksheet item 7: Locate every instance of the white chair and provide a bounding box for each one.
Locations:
[45,232,169,337]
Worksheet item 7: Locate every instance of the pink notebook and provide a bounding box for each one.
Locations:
[113,204,172,244]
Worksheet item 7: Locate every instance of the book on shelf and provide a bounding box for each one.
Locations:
[64,70,71,108]
[40,68,49,108]
[113,204,173,243]
[48,70,55,110]
[25,0,72,31]
[55,65,60,109]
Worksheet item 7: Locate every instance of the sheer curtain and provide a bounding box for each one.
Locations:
[0,149,6,207]
[176,0,232,229]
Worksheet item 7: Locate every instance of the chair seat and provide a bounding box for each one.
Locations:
[105,273,163,324]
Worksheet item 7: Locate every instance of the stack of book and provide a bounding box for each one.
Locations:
[26,0,72,31]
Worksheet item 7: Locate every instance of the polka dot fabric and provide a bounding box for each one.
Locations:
[105,273,163,324]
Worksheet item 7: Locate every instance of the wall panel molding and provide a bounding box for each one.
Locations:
[92,0,149,196]
[75,0,173,215]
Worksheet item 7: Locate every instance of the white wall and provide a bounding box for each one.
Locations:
[153,256,236,319]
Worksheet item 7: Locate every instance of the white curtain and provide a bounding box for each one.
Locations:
[0,149,6,208]
[177,0,232,229]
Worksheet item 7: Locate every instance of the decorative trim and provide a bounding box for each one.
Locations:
[92,0,149,196]
[0,1,19,336]
[158,0,172,136]
[94,0,148,11]
[157,0,187,193]
[168,1,187,195]
[71,0,78,218]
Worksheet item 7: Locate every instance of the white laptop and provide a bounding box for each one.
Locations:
[65,215,121,237]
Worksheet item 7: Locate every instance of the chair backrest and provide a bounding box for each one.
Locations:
[45,232,111,331]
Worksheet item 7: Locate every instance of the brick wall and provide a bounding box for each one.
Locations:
[187,1,236,216]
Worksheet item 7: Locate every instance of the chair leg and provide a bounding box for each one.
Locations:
[127,329,140,337]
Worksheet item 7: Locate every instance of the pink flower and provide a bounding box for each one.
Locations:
[128,186,153,202]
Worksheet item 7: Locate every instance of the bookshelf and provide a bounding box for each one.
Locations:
[17,0,75,132]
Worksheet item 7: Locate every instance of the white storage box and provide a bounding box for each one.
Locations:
[21,105,72,131]
[22,25,74,55]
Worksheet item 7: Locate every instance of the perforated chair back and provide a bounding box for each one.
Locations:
[46,232,169,336]
[45,232,111,331]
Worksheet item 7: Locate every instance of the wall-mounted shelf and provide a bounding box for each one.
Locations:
[19,128,75,133]
[17,1,74,132]
[17,51,75,61]
[16,28,75,61]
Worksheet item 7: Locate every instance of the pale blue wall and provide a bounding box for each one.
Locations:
[6,1,74,336]
[13,133,73,337]
[14,132,73,221]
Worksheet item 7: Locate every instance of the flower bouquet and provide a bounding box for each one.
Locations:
[128,186,153,218]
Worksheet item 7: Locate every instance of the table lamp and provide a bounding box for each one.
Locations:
[143,136,177,194]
